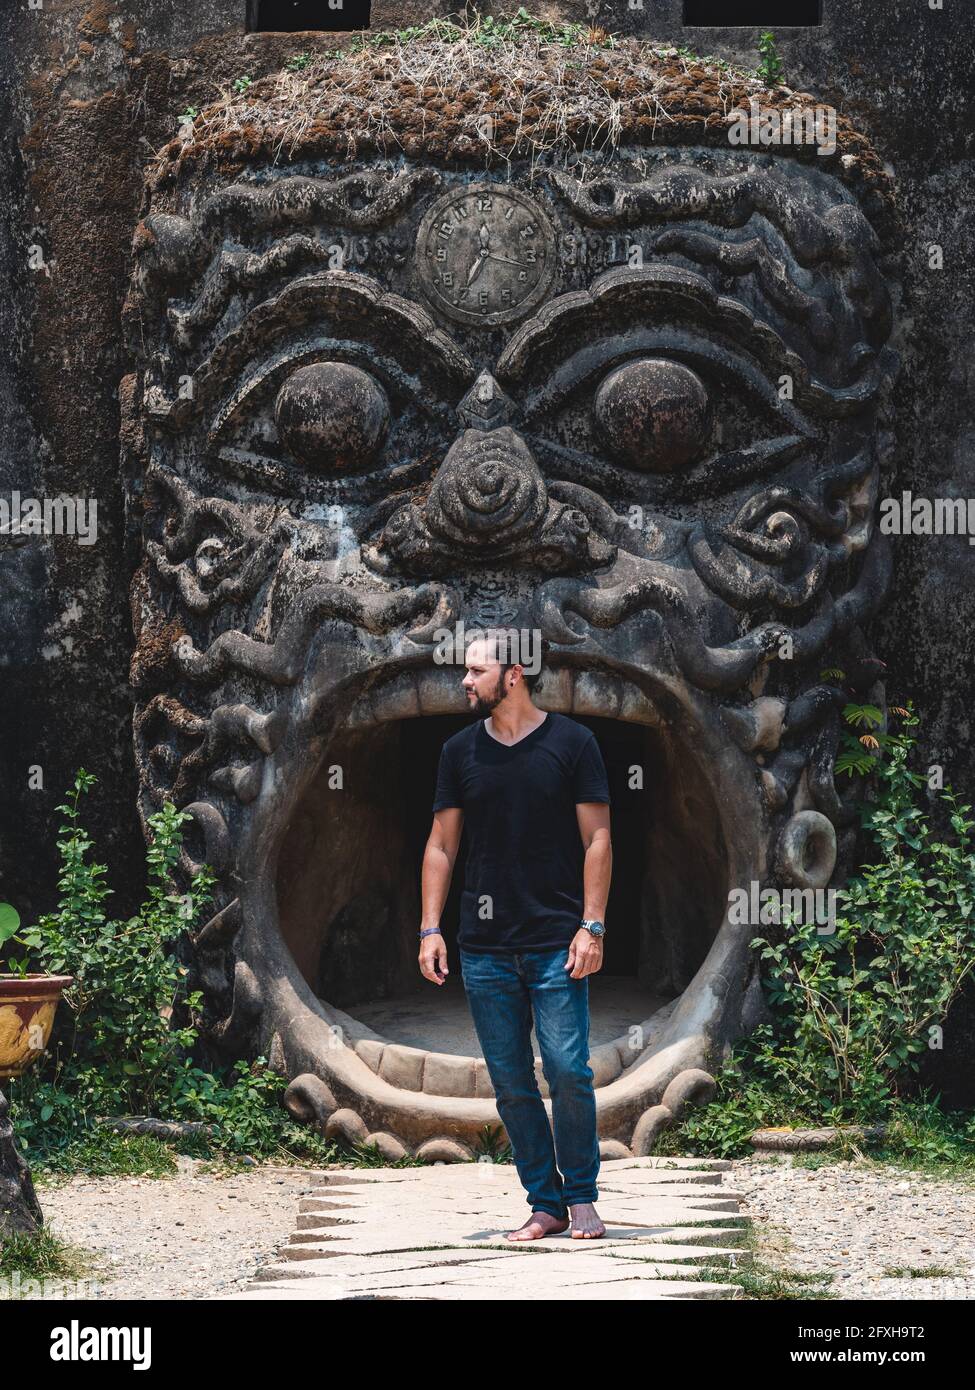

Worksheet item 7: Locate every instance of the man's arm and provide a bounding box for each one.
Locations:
[578,803,612,920]
[566,803,612,979]
[418,807,464,984]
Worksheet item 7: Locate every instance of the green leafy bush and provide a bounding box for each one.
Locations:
[10,771,213,1111]
[659,701,975,1159]
[6,771,333,1169]
[751,709,975,1118]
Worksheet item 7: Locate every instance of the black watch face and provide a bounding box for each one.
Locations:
[417,184,556,327]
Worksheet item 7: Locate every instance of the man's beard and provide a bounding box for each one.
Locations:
[469,670,506,719]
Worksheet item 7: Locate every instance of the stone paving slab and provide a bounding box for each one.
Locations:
[291,1198,737,1224]
[217,1157,749,1300]
[221,1273,739,1295]
[243,1226,748,1283]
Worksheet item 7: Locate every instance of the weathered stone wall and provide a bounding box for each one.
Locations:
[1,1,973,1100]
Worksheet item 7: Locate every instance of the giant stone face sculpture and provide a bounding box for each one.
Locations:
[121,46,898,1158]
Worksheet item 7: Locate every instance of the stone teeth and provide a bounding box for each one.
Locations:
[377,1043,426,1092]
[248,709,287,753]
[617,681,661,727]
[571,669,623,719]
[209,762,263,803]
[353,1038,384,1070]
[589,1043,624,1086]
[371,673,422,723]
[415,668,466,716]
[339,663,662,729]
[342,693,376,728]
[538,665,574,711]
[416,1052,477,1098]
[473,1059,495,1099]
[342,1015,674,1099]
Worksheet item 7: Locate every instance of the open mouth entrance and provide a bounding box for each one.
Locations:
[274,701,729,1099]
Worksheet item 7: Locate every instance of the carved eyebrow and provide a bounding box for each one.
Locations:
[648,228,835,348]
[547,166,892,337]
[143,270,474,434]
[126,169,441,345]
[197,170,441,235]
[496,265,893,421]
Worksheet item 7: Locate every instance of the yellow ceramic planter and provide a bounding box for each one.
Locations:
[0,974,73,1078]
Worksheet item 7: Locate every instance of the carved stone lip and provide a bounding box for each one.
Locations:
[232,657,768,1154]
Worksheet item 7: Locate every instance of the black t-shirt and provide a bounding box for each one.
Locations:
[431,710,611,953]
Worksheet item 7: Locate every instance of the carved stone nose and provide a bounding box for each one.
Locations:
[472,460,505,494]
[456,371,519,432]
[426,426,548,548]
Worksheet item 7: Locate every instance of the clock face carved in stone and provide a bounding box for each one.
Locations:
[417,184,556,326]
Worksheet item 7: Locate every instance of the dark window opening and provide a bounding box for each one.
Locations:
[683,0,821,23]
[247,0,371,32]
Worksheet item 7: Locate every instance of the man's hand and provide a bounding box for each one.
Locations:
[565,928,603,979]
[419,810,461,986]
[419,931,449,985]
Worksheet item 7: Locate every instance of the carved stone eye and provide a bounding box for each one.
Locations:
[274,362,390,472]
[594,357,711,473]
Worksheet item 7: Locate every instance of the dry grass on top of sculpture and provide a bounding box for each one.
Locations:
[147,17,895,238]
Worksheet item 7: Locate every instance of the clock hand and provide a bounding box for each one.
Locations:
[466,251,488,286]
[485,252,528,267]
[465,224,493,286]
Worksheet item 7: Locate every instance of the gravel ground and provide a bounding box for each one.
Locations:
[16,1156,337,1301]
[9,1153,975,1300]
[731,1154,975,1299]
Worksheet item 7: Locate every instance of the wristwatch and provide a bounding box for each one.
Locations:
[580,919,606,938]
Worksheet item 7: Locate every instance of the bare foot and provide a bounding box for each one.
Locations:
[568,1202,606,1239]
[505,1210,570,1241]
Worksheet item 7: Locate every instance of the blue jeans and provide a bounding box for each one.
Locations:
[459,945,600,1219]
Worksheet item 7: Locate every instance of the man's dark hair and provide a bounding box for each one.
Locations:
[484,630,549,697]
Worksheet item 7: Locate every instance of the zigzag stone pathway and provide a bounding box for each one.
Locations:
[218,1156,750,1300]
